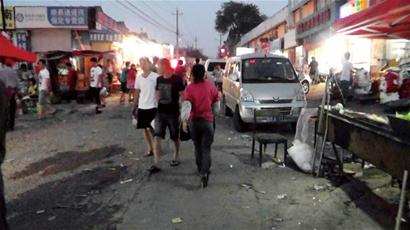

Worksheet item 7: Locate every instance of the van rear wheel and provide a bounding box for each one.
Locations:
[233,106,246,132]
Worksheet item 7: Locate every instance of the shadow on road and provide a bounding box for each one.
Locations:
[10,145,125,180]
[7,165,128,230]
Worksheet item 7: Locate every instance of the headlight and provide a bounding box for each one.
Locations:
[296,89,305,101]
[240,88,254,102]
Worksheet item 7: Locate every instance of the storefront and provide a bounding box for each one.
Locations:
[14,6,90,53]
[334,0,410,76]
[296,2,339,74]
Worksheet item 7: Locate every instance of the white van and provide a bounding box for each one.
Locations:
[222,53,306,131]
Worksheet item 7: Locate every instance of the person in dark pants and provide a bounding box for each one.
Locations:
[0,59,18,130]
[182,64,219,188]
[153,58,185,171]
[89,57,103,114]
[0,80,10,230]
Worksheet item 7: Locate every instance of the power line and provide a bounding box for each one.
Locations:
[115,0,174,34]
[140,1,176,31]
[124,0,175,33]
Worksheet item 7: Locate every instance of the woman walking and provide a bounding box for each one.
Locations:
[181,64,219,188]
[127,64,137,103]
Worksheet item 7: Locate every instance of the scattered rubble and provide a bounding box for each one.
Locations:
[277,193,287,200]
[120,179,133,184]
[171,217,183,224]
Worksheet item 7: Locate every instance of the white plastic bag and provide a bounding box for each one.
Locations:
[288,108,318,172]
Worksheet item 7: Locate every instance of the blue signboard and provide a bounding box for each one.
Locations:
[47,7,88,27]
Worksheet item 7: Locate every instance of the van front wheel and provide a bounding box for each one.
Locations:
[233,106,246,132]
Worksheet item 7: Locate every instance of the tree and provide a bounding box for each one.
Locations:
[215,1,266,53]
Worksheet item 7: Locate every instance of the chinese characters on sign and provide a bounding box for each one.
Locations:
[90,32,122,42]
[47,7,88,27]
[0,7,15,29]
[297,8,331,34]
[15,7,88,29]
[16,31,30,51]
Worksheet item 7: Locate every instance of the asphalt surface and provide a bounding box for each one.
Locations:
[3,85,407,229]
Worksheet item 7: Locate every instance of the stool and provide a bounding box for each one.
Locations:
[251,133,288,167]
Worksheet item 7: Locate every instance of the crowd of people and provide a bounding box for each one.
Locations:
[127,56,219,188]
[0,56,219,229]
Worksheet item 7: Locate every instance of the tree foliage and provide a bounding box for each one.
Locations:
[215,1,266,49]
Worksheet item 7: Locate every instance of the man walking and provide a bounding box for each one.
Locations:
[0,80,9,229]
[37,59,56,119]
[133,57,158,168]
[90,57,103,114]
[120,61,130,104]
[308,57,319,84]
[152,58,185,173]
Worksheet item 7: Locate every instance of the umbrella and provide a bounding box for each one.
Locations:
[0,34,36,63]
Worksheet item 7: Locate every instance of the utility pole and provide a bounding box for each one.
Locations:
[1,0,6,31]
[173,8,183,58]
[219,33,222,48]
[194,36,198,50]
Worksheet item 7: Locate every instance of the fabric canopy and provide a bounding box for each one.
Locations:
[334,0,410,39]
[0,34,37,63]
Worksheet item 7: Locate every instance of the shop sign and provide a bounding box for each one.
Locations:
[15,31,31,51]
[96,11,128,34]
[15,6,88,29]
[297,8,331,34]
[339,0,368,19]
[90,31,122,43]
[0,7,15,29]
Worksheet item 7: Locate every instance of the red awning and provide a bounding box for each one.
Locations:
[0,34,37,62]
[334,0,410,39]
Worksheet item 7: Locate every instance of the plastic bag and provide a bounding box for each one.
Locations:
[288,108,318,172]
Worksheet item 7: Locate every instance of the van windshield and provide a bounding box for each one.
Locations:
[207,62,226,72]
[242,58,298,83]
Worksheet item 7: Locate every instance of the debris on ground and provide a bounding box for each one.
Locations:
[313,184,326,191]
[120,179,133,184]
[274,218,283,222]
[241,134,251,140]
[230,131,234,134]
[48,216,56,221]
[36,210,45,214]
[241,183,253,190]
[128,151,134,154]
[261,162,276,169]
[227,137,232,141]
[171,217,183,224]
[229,164,233,168]
[277,193,287,200]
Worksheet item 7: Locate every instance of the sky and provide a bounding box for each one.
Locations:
[7,0,288,57]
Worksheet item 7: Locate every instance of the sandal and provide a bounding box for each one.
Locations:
[144,151,154,157]
[170,160,181,167]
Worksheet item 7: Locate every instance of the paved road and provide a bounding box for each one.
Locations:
[3,94,402,230]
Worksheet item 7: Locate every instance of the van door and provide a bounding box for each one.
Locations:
[232,61,241,105]
[224,61,238,110]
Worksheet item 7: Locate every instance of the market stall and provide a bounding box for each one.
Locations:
[43,50,115,103]
[334,0,410,106]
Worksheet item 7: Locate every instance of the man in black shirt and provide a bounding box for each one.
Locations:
[151,58,185,173]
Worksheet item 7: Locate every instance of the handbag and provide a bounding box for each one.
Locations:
[180,123,191,141]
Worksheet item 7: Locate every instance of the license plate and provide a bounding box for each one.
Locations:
[271,115,284,122]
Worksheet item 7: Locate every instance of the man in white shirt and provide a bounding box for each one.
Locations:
[37,59,56,119]
[132,57,159,173]
[339,52,353,102]
[90,57,103,114]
